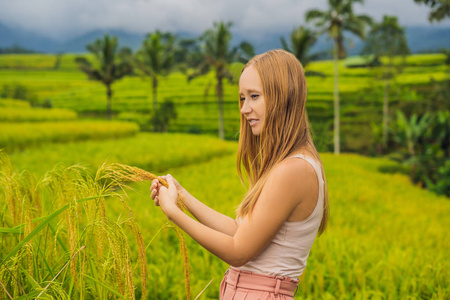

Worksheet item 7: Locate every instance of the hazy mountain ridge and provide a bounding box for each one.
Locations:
[0,22,449,55]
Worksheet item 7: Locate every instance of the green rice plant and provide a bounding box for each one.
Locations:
[7,132,237,176]
[0,107,77,122]
[0,53,447,150]
[2,129,449,298]
[402,53,446,66]
[0,98,31,108]
[116,151,449,299]
[0,152,191,299]
[0,121,139,152]
[0,53,94,71]
[0,54,56,70]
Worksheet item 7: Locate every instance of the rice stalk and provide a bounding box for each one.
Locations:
[98,163,187,210]
[1,153,192,298]
[0,279,13,300]
[95,198,106,261]
[194,278,214,300]
[36,245,85,299]
[0,247,27,298]
[126,219,147,299]
[21,170,42,224]
[95,218,135,299]
[22,195,33,276]
[112,194,147,299]
[83,273,125,299]
[66,198,79,281]
[35,281,71,300]
[173,225,191,300]
[95,163,195,299]
[102,163,192,299]
[0,151,17,225]
[0,258,26,300]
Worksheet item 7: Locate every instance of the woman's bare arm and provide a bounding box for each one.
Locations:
[178,188,239,236]
[156,159,316,266]
[151,176,239,236]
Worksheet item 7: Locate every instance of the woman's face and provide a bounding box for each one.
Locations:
[239,66,266,136]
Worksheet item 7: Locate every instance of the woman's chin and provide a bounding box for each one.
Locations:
[251,128,261,136]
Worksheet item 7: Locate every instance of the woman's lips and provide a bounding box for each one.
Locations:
[248,119,258,126]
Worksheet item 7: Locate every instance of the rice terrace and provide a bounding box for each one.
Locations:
[0,1,449,299]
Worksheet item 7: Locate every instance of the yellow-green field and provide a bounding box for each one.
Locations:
[0,52,448,299]
[1,140,449,299]
[0,120,139,151]
[0,53,447,143]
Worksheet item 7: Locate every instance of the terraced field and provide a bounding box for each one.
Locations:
[0,52,448,299]
[0,53,447,144]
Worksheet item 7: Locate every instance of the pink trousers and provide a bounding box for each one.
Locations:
[220,267,299,300]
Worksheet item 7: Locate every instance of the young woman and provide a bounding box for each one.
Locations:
[150,49,328,299]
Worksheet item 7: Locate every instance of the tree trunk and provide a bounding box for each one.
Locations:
[152,76,158,112]
[333,41,340,155]
[383,58,393,151]
[383,78,390,150]
[216,74,225,140]
[106,84,112,120]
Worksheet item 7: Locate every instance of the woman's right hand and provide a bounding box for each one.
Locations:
[150,175,184,206]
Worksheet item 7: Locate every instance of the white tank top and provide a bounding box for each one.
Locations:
[236,154,325,279]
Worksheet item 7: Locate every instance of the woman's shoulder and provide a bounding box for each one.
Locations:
[257,156,317,215]
[268,154,318,191]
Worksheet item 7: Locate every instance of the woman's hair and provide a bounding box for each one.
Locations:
[236,49,329,235]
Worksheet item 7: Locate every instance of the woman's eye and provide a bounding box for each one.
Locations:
[251,94,259,99]
[240,96,245,102]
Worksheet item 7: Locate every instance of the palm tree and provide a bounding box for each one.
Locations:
[413,0,450,22]
[189,21,254,140]
[281,26,326,77]
[361,16,410,150]
[75,34,133,119]
[281,26,318,67]
[306,0,373,154]
[392,111,432,157]
[135,31,175,112]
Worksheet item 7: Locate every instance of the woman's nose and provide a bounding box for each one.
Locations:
[240,101,251,115]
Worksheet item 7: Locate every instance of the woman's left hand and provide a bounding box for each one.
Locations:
[156,174,180,219]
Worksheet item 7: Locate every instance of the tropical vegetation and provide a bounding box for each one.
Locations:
[306,0,373,154]
[0,6,449,299]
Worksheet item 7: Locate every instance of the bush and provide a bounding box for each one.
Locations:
[391,110,450,196]
[152,100,177,132]
[0,83,39,106]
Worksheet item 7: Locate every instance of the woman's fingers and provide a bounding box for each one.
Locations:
[150,176,178,208]
[150,179,161,202]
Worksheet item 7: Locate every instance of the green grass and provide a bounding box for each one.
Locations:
[0,53,93,71]
[0,53,446,146]
[127,151,449,299]
[0,98,31,108]
[1,132,448,299]
[0,107,77,122]
[0,120,139,151]
[0,52,448,299]
[7,132,237,176]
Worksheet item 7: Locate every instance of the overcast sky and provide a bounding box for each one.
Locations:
[1,0,449,41]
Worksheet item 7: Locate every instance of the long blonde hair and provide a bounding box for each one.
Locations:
[236,49,329,235]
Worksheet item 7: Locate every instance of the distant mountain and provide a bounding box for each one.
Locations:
[256,26,450,57]
[59,29,146,53]
[0,22,449,56]
[404,26,450,53]
[0,22,58,52]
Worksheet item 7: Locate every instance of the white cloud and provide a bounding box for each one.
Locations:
[0,0,448,41]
